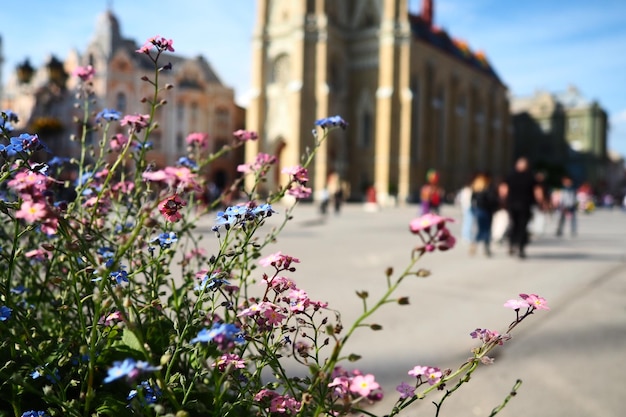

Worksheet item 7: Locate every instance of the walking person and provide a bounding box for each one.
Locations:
[502,157,544,259]
[469,173,499,257]
[419,169,443,215]
[555,175,577,237]
[457,175,475,243]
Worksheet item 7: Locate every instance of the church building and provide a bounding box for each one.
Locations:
[245,0,512,203]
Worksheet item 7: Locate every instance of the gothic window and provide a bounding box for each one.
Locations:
[456,94,466,116]
[116,92,127,113]
[270,54,290,85]
[360,111,373,148]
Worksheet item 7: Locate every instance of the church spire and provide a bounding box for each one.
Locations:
[422,0,433,27]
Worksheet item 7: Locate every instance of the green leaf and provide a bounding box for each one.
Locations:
[121,328,143,351]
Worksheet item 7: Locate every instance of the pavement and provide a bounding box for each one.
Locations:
[196,202,626,417]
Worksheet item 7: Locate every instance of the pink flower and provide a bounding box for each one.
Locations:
[287,184,312,199]
[259,251,300,269]
[25,248,52,262]
[425,367,443,385]
[263,308,286,326]
[72,65,95,81]
[164,166,197,190]
[158,194,186,222]
[136,35,175,54]
[185,132,209,148]
[408,365,429,377]
[110,133,129,151]
[15,200,47,223]
[120,114,150,133]
[282,165,309,184]
[349,374,380,397]
[520,293,550,311]
[232,129,258,141]
[212,353,246,371]
[503,299,530,310]
[99,311,124,326]
[409,213,454,233]
[329,376,350,397]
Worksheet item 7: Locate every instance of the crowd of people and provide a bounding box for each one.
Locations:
[438,157,619,259]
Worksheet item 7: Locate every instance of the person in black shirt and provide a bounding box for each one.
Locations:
[502,157,544,258]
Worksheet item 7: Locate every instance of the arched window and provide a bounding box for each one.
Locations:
[116,92,127,113]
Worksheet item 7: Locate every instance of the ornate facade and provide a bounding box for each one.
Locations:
[246,0,512,203]
[511,85,608,187]
[1,10,244,190]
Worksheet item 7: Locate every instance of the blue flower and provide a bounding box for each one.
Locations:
[21,411,49,417]
[177,156,197,169]
[133,141,153,151]
[195,273,230,292]
[97,246,115,259]
[47,156,71,166]
[190,323,244,345]
[31,365,60,383]
[104,359,160,384]
[110,267,129,285]
[252,203,276,217]
[314,115,348,130]
[96,108,122,122]
[128,380,161,405]
[1,110,19,131]
[150,232,178,249]
[10,133,50,154]
[0,305,12,321]
[104,359,138,383]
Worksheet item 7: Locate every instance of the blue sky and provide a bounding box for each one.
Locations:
[2,0,626,158]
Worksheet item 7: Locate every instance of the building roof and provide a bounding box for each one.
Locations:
[94,9,223,86]
[408,14,504,84]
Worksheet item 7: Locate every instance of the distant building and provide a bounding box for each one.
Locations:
[1,9,244,190]
[246,0,512,203]
[511,85,608,187]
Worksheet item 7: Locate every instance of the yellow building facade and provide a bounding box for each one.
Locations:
[246,0,512,203]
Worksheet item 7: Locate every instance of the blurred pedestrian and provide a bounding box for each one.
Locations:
[420,169,443,215]
[457,176,475,243]
[502,157,544,259]
[469,172,499,257]
[555,175,577,237]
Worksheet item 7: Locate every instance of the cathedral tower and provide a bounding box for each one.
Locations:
[247,0,411,202]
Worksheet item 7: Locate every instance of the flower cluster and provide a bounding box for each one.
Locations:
[212,202,275,233]
[0,33,551,417]
[329,367,383,404]
[282,165,312,199]
[409,212,456,252]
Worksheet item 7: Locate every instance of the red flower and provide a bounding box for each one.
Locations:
[158,194,186,222]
